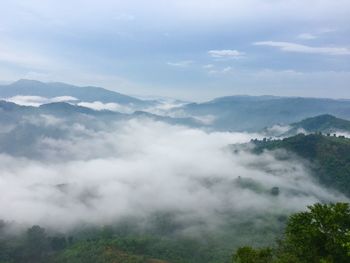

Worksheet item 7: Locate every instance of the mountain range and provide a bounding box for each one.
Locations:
[179,96,350,131]
[0,79,152,106]
[2,79,350,132]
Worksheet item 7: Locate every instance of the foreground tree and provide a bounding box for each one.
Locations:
[281,203,350,263]
[233,203,350,263]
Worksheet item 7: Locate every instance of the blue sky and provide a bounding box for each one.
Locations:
[0,0,350,101]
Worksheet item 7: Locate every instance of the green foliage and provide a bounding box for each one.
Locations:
[1,203,349,263]
[0,217,283,263]
[22,225,50,263]
[280,203,350,263]
[233,246,273,263]
[253,134,350,196]
[233,203,350,263]
[290,114,350,134]
[52,240,149,263]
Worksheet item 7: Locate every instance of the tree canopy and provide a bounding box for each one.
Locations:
[233,203,350,263]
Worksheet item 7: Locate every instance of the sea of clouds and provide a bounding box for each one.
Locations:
[0,113,345,232]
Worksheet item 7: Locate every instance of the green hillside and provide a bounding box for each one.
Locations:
[290,114,350,134]
[253,133,350,196]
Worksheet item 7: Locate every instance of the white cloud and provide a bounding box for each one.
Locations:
[203,64,214,69]
[297,33,317,40]
[0,118,344,229]
[5,95,78,107]
[52,96,78,103]
[22,114,65,127]
[265,124,292,136]
[254,41,350,55]
[208,49,244,59]
[192,114,217,125]
[167,60,194,67]
[78,101,134,113]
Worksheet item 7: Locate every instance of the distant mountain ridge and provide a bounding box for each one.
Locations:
[180,96,350,131]
[0,79,152,106]
[0,100,201,129]
[4,80,350,132]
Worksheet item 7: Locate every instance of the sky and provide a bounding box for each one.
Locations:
[0,0,350,101]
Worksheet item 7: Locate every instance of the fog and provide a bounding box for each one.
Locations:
[5,95,78,106]
[2,95,189,116]
[0,116,345,232]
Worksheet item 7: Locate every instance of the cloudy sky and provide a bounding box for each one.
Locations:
[0,0,350,100]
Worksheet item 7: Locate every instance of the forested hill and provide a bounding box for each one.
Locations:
[253,133,350,196]
[289,114,350,134]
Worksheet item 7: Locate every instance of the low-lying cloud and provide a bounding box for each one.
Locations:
[5,95,78,106]
[77,101,134,113]
[2,96,142,114]
[0,116,345,232]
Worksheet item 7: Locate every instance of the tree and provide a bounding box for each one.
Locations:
[22,225,49,263]
[279,203,350,263]
[233,203,350,263]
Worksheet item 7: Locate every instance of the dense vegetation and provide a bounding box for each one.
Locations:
[253,133,350,196]
[0,223,188,263]
[0,212,286,263]
[288,114,350,134]
[1,203,349,263]
[233,203,350,263]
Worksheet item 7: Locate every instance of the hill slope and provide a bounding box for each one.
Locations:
[253,133,350,196]
[290,114,350,134]
[263,114,350,136]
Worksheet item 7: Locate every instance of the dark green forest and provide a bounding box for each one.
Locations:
[233,203,350,263]
[0,203,349,263]
[253,133,350,196]
[0,213,286,263]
